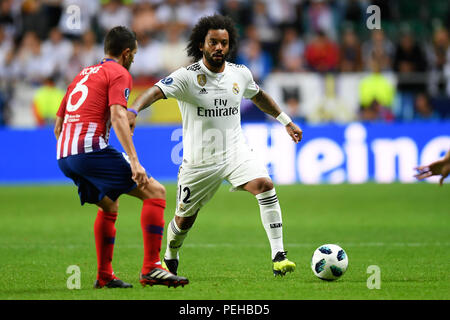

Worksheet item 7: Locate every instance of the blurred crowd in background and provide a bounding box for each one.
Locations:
[0,0,450,126]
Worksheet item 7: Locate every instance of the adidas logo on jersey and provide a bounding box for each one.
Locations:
[199,88,208,94]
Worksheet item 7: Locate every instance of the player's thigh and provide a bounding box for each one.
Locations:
[225,157,271,192]
[96,195,119,213]
[175,165,225,218]
[127,177,166,200]
[65,146,138,203]
[58,157,107,205]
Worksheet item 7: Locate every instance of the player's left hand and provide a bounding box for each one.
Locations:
[286,122,302,144]
[415,160,450,186]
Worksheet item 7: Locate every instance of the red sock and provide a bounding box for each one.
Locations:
[141,198,166,274]
[94,209,118,285]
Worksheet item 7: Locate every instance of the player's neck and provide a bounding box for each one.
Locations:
[104,55,120,65]
[202,57,225,73]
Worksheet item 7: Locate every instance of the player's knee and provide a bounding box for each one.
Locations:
[175,213,197,230]
[99,201,119,213]
[258,178,274,193]
[153,183,166,199]
[143,181,166,200]
[109,203,119,213]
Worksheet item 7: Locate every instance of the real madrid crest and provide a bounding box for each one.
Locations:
[197,74,207,86]
[232,82,240,95]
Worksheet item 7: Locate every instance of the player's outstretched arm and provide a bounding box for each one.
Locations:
[251,89,303,144]
[127,86,165,134]
[54,116,64,140]
[415,149,450,186]
[111,104,149,187]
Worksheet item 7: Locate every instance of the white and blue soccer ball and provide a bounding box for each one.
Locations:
[311,244,348,281]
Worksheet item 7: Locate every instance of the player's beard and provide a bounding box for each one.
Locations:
[124,58,132,70]
[204,50,227,69]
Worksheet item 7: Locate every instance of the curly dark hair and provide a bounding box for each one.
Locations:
[186,14,239,62]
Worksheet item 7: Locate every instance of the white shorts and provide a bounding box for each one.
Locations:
[175,155,270,217]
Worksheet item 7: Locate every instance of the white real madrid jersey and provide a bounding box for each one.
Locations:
[155,59,260,167]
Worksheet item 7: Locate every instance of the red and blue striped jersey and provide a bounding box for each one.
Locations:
[56,59,132,160]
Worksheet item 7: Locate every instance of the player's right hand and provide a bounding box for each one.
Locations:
[131,161,150,187]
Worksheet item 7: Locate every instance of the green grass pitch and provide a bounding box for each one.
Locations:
[0,183,448,300]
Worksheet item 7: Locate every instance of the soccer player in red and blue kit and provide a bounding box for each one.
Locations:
[54,26,188,288]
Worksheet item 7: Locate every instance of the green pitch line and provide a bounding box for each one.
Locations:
[0,183,448,300]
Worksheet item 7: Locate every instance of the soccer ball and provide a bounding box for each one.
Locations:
[311,244,348,281]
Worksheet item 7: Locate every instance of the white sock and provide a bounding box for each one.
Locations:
[256,189,284,260]
[164,218,190,260]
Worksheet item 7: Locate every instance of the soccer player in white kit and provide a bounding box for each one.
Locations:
[128,15,303,277]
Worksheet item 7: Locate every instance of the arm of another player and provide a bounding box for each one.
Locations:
[111,104,149,187]
[251,89,303,143]
[127,86,165,135]
[54,92,68,140]
[414,149,450,186]
[54,116,63,140]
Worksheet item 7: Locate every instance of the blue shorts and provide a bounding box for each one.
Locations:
[58,146,141,205]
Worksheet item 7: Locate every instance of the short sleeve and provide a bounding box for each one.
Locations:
[108,69,132,108]
[243,67,260,99]
[155,68,189,100]
[56,91,68,117]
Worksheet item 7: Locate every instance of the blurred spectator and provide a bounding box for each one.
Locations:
[11,31,55,83]
[362,29,395,71]
[41,28,73,78]
[277,27,305,72]
[155,0,217,31]
[20,0,48,39]
[304,0,337,40]
[219,0,251,34]
[79,30,103,68]
[308,74,356,123]
[394,29,427,74]
[339,27,362,72]
[359,57,395,122]
[64,40,84,83]
[341,0,364,27]
[393,28,427,120]
[159,24,190,73]
[41,0,63,32]
[0,0,15,36]
[0,25,13,79]
[249,0,279,57]
[32,76,65,126]
[131,2,161,36]
[426,27,450,96]
[58,0,100,38]
[0,89,6,126]
[305,30,339,73]
[236,39,272,83]
[282,86,303,119]
[129,31,163,78]
[97,0,132,35]
[189,0,219,29]
[266,0,302,30]
[413,93,440,121]
[2,0,450,127]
